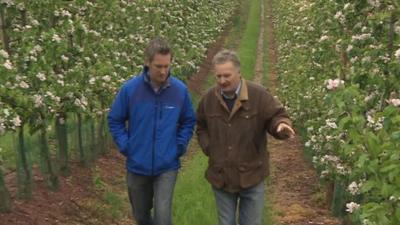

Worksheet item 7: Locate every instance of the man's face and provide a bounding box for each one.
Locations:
[214,61,241,93]
[147,53,172,86]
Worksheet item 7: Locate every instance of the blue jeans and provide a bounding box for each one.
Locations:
[126,170,178,225]
[212,181,265,225]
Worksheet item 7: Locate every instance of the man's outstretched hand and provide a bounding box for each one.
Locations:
[276,123,295,139]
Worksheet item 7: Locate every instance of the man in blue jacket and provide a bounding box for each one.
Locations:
[108,38,196,225]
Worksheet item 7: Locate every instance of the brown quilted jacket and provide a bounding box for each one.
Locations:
[196,79,292,193]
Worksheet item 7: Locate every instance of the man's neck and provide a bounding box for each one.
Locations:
[222,90,236,99]
[150,80,162,92]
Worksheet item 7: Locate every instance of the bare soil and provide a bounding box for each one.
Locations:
[0,152,132,225]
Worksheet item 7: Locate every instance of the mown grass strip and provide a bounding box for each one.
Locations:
[173,0,271,224]
[238,0,261,80]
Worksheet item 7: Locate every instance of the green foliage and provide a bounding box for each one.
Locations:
[272,0,400,223]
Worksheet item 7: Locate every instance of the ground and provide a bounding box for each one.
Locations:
[1,152,132,225]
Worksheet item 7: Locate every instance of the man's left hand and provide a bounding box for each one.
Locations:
[276,123,295,139]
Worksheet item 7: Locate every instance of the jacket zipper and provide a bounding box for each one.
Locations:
[152,96,159,175]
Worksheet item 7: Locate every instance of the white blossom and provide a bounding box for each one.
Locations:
[395,26,400,35]
[61,9,72,17]
[320,170,329,178]
[33,94,44,107]
[52,34,62,43]
[13,116,22,127]
[351,33,371,41]
[325,118,338,129]
[101,75,110,82]
[1,0,15,7]
[16,3,24,10]
[346,202,360,213]
[367,114,384,131]
[395,49,400,60]
[367,0,381,7]
[361,56,371,63]
[348,181,361,195]
[32,45,43,53]
[61,55,69,62]
[57,80,64,86]
[343,3,351,10]
[36,72,46,81]
[19,81,29,89]
[58,117,65,125]
[31,19,39,26]
[364,93,375,102]
[0,49,9,58]
[89,77,96,85]
[334,11,345,24]
[0,123,5,135]
[321,154,340,163]
[350,56,358,64]
[319,35,329,42]
[3,60,13,70]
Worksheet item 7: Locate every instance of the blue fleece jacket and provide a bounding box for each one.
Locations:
[108,68,196,176]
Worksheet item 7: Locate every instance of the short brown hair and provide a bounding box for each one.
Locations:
[144,38,173,63]
[212,49,241,71]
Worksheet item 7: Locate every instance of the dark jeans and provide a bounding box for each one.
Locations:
[126,170,178,225]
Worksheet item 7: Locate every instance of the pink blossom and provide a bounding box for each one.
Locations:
[326,79,344,90]
[388,98,400,107]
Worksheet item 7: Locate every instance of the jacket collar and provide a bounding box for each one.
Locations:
[142,65,171,91]
[215,78,249,119]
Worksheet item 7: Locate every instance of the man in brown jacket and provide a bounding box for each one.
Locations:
[196,49,295,225]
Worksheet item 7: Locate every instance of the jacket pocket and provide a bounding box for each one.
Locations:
[238,160,265,189]
[206,164,224,189]
[238,111,259,131]
[238,110,258,119]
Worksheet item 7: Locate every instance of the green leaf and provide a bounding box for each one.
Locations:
[366,132,381,157]
[383,105,398,117]
[361,180,376,193]
[380,164,399,173]
[338,116,351,129]
[356,153,368,168]
[380,183,393,198]
[395,207,400,221]
[391,131,400,141]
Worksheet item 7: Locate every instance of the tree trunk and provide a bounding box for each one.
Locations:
[39,126,59,190]
[55,114,70,176]
[16,126,32,199]
[0,168,11,213]
[77,113,88,166]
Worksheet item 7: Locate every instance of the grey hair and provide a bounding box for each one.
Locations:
[144,38,173,63]
[211,49,241,70]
